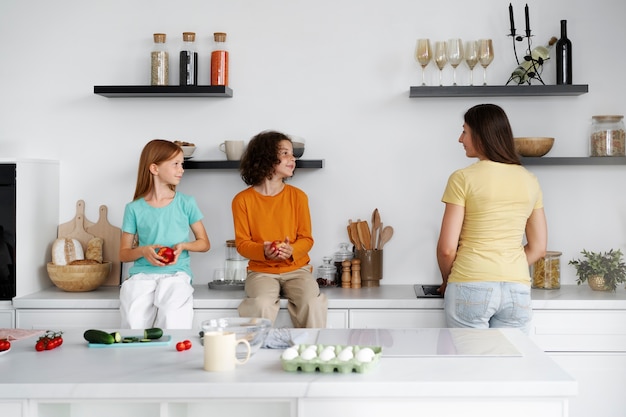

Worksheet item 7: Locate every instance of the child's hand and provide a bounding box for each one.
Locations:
[265,237,292,260]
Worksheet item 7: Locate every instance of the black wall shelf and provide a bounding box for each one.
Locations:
[521,156,626,166]
[184,159,325,170]
[94,85,233,98]
[409,84,588,98]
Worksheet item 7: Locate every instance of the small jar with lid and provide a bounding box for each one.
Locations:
[316,256,337,287]
[210,32,229,86]
[151,33,169,86]
[589,115,625,156]
[179,32,198,86]
[531,251,562,289]
[333,243,353,287]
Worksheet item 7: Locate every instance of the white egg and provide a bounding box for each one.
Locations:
[281,347,299,361]
[301,348,318,360]
[337,348,354,361]
[322,345,336,352]
[319,349,336,361]
[356,347,376,363]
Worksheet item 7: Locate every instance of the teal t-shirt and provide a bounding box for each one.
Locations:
[122,193,204,278]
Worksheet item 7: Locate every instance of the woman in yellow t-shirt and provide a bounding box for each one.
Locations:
[436,104,547,334]
[232,130,327,328]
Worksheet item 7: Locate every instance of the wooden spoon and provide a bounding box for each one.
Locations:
[378,226,394,249]
[356,220,372,250]
[349,220,361,250]
[371,208,381,250]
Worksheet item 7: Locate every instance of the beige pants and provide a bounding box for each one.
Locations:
[238,267,327,328]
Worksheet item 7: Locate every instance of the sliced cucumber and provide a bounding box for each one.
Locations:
[144,328,163,340]
[110,332,122,343]
[84,329,115,344]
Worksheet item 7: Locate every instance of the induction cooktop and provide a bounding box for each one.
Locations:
[414,284,443,298]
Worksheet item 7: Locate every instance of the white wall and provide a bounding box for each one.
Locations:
[1,0,625,286]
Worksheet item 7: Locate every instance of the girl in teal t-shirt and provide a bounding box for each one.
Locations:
[119,140,211,329]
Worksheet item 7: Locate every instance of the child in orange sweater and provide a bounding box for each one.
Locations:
[232,131,327,328]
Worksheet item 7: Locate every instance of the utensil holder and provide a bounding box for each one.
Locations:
[355,249,383,287]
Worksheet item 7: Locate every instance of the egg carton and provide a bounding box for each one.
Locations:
[281,344,382,374]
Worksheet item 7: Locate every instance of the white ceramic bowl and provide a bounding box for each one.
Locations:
[200,317,272,358]
[181,146,196,158]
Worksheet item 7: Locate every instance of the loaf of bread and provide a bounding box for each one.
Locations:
[85,237,103,263]
[51,238,84,265]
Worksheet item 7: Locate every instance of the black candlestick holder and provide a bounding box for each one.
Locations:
[506,29,547,86]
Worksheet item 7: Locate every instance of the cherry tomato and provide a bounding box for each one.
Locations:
[35,340,46,351]
[183,340,192,350]
[0,339,10,351]
[176,342,186,351]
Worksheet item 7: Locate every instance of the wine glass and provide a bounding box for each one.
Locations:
[446,38,463,86]
[434,41,448,86]
[415,39,432,86]
[464,40,479,86]
[478,39,494,85]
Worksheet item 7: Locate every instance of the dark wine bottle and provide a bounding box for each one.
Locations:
[556,20,572,85]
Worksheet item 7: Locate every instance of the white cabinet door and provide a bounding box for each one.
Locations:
[349,309,446,328]
[530,310,626,352]
[16,309,121,329]
[550,352,626,417]
[0,308,14,328]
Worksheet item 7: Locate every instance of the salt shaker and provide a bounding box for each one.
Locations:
[351,259,361,289]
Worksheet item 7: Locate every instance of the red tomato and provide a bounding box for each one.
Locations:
[0,339,10,351]
[156,247,175,264]
[35,340,46,351]
[183,340,192,350]
[176,342,186,351]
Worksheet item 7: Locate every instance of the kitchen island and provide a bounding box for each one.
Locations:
[0,327,576,417]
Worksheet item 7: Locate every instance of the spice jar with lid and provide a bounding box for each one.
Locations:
[589,115,625,156]
[151,33,169,86]
[531,251,562,289]
[210,32,229,86]
[179,32,198,86]
[333,242,353,287]
[225,239,248,281]
[316,256,337,287]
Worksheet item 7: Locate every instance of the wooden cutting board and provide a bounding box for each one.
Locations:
[57,200,95,239]
[66,214,95,251]
[86,205,122,286]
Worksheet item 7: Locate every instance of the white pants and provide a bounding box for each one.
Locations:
[120,272,195,329]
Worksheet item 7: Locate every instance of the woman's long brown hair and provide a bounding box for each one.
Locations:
[464,104,521,165]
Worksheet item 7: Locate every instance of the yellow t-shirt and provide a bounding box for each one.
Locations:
[442,160,543,285]
[232,184,313,274]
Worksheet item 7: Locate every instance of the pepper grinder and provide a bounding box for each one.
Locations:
[341,260,351,288]
[351,259,361,289]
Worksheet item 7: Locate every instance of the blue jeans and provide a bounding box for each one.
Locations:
[444,282,533,334]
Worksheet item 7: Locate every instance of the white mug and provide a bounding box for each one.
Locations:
[219,140,245,161]
[203,331,251,372]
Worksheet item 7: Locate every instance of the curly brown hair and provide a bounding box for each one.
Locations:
[239,130,293,186]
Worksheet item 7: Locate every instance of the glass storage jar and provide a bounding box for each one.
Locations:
[225,240,248,281]
[316,256,337,287]
[151,33,169,86]
[589,115,625,156]
[531,251,562,289]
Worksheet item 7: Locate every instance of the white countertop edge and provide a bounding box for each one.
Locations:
[11,284,626,310]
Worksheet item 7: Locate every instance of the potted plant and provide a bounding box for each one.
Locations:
[568,249,626,292]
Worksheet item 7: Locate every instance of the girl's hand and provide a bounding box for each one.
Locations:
[264,237,293,260]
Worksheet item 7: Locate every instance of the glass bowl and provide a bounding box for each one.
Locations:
[200,317,271,358]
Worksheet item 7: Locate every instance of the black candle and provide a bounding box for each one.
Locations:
[509,3,516,34]
[525,4,530,34]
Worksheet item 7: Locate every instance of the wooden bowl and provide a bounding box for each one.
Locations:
[514,137,555,157]
[47,262,111,292]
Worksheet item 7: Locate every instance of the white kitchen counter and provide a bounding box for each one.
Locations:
[0,327,576,417]
[12,284,626,310]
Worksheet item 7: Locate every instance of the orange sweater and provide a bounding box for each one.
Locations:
[232,184,313,274]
